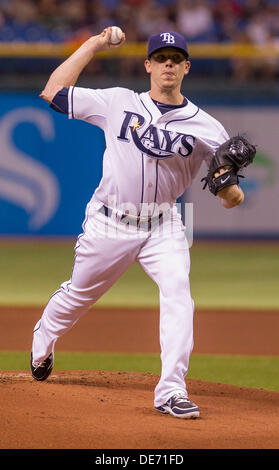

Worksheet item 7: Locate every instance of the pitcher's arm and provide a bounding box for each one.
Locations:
[40,28,125,103]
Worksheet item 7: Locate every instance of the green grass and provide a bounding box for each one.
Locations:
[189,242,279,309]
[0,240,279,309]
[1,351,279,392]
[189,354,279,391]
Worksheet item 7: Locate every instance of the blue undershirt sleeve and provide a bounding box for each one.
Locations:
[49,87,69,114]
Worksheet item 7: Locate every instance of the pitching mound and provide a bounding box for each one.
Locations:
[1,370,279,449]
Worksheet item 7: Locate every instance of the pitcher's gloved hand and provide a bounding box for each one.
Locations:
[201,135,256,195]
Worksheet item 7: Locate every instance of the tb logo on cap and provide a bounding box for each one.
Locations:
[160,33,175,44]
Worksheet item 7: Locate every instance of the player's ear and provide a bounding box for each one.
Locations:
[144,58,151,74]
[184,60,191,76]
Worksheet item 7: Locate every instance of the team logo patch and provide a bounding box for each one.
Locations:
[160,33,175,44]
[117,111,195,159]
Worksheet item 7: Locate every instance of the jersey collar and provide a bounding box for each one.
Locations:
[139,91,197,124]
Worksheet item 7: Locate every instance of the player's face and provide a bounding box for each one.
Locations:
[145,47,190,92]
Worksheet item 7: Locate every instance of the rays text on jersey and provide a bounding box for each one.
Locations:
[117,111,196,159]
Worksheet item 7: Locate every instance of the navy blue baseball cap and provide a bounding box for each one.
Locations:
[147,32,189,59]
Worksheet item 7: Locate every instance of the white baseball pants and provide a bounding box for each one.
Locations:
[32,201,194,407]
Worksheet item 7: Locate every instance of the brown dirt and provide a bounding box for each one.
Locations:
[0,306,279,450]
[2,306,279,354]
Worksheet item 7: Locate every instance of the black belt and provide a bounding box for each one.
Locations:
[98,205,163,231]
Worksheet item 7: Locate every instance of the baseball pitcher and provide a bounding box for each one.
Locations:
[30,28,256,419]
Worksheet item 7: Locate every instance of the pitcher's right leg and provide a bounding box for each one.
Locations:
[32,208,144,363]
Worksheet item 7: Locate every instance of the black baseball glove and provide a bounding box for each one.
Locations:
[201,135,256,195]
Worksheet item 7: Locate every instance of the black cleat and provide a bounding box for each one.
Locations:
[30,352,54,381]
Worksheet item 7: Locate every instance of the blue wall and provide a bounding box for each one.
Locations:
[0,93,105,235]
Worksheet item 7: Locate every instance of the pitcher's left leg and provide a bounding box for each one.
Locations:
[137,230,194,408]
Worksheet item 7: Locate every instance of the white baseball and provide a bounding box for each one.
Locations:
[110,26,123,45]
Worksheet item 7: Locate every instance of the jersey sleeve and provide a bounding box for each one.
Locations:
[68,86,115,130]
[50,87,69,114]
[203,126,230,167]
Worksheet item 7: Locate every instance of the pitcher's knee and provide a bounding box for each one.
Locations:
[160,275,191,299]
[50,284,95,312]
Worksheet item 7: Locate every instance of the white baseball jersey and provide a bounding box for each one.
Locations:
[68,86,229,213]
